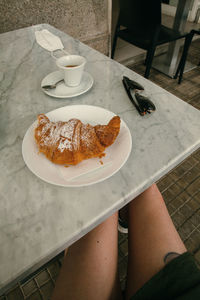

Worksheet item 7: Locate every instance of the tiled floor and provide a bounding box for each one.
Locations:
[1,38,200,300]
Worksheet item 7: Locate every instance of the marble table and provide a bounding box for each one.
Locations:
[0,24,200,294]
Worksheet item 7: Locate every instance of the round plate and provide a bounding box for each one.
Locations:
[22,105,132,187]
[41,71,93,98]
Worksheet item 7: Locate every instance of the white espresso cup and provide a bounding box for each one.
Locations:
[56,55,86,87]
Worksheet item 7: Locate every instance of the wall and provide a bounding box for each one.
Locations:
[163,0,200,22]
[0,0,111,55]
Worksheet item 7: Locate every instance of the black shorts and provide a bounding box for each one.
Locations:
[130,252,200,300]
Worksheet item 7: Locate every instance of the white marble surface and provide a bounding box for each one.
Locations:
[0,24,200,293]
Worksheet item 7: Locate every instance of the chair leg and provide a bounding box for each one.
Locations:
[111,32,118,59]
[144,53,148,66]
[174,51,185,84]
[174,32,194,84]
[111,20,120,59]
[174,59,181,80]
[178,34,194,84]
[192,30,200,66]
[144,47,156,79]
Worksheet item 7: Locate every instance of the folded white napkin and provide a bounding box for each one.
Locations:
[35,29,64,52]
[58,155,112,182]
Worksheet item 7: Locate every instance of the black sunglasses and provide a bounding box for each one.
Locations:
[122,76,156,116]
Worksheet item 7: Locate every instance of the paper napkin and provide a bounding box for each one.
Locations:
[35,29,65,52]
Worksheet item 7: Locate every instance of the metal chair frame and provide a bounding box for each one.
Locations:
[111,0,190,79]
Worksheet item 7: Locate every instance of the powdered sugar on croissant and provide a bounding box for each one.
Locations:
[34,114,120,165]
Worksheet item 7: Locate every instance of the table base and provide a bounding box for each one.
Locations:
[152,53,197,78]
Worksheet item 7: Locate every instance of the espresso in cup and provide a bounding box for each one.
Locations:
[56,55,86,87]
[65,65,78,68]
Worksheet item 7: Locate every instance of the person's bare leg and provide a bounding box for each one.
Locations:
[125,184,186,299]
[51,212,122,300]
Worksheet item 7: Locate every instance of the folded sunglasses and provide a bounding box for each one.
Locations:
[122,76,156,116]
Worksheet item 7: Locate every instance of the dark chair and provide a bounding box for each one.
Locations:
[111,0,190,79]
[174,29,200,84]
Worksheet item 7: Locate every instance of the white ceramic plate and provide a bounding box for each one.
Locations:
[22,105,132,187]
[41,71,93,98]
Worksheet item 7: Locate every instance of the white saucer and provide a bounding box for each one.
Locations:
[41,71,94,98]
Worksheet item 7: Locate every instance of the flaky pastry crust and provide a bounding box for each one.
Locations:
[34,114,120,165]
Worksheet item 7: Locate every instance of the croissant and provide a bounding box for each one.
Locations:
[34,114,120,165]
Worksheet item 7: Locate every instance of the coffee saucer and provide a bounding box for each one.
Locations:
[41,71,94,98]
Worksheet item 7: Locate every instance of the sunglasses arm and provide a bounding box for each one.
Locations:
[122,79,145,116]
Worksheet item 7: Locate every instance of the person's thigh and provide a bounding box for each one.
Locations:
[52,212,122,300]
[125,184,186,299]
